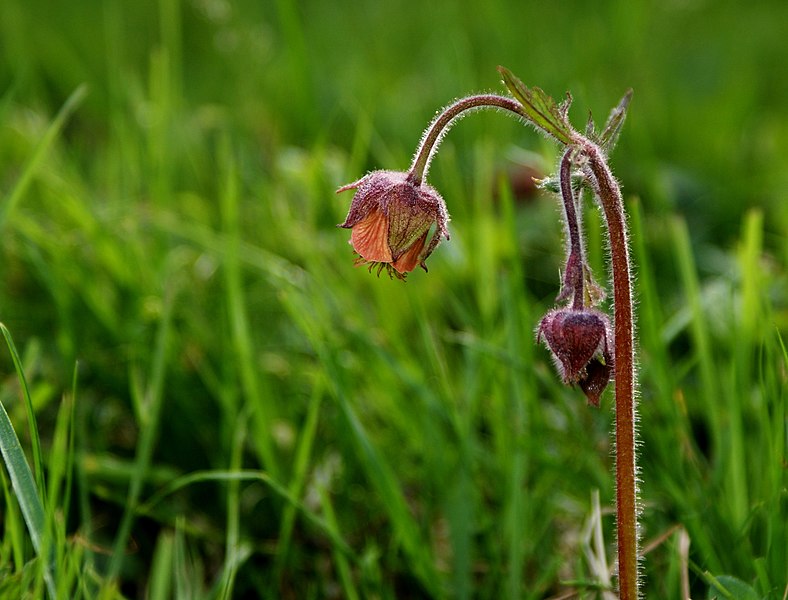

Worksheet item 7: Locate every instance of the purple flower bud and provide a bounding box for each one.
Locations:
[537,308,614,406]
[337,170,450,278]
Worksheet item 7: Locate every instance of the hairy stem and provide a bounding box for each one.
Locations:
[558,148,585,309]
[408,94,525,185]
[580,138,639,599]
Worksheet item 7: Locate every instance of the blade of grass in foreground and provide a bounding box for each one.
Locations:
[0,324,46,498]
[0,323,56,598]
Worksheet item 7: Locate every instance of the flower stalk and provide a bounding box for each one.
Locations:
[408,94,527,185]
[558,148,587,310]
[337,67,638,598]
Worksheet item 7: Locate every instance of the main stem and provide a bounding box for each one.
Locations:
[579,138,639,599]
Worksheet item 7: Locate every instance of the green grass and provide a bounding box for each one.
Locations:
[0,0,787,598]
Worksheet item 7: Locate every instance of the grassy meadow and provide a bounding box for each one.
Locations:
[0,0,786,597]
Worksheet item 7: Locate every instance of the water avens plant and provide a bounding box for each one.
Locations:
[338,66,638,598]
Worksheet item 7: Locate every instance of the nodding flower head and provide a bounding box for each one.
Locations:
[537,307,614,407]
[337,170,450,279]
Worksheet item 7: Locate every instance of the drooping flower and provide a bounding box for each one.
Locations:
[537,307,614,406]
[337,170,450,278]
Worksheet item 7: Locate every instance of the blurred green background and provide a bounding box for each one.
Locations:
[0,0,786,598]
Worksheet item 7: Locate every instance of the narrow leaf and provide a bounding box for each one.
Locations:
[0,400,46,550]
[0,84,88,230]
[0,324,46,496]
[0,325,56,597]
[585,111,597,139]
[598,89,633,153]
[497,65,573,144]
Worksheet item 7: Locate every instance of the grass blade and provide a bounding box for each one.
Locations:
[217,410,249,600]
[107,279,177,581]
[0,84,88,230]
[219,140,280,481]
[140,469,355,559]
[148,531,175,600]
[273,378,325,582]
[0,324,56,597]
[0,323,46,499]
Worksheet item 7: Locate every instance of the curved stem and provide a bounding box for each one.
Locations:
[408,94,526,185]
[581,139,639,599]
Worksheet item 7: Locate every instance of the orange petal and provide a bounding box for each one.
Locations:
[392,231,427,273]
[350,209,393,263]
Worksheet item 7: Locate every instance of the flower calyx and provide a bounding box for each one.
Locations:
[537,307,614,407]
[337,170,450,279]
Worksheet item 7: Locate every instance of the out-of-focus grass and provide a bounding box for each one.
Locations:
[0,0,786,597]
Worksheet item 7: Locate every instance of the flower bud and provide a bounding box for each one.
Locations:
[537,308,614,406]
[337,170,450,278]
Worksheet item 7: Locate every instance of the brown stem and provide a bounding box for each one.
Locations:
[407,94,526,185]
[558,148,585,310]
[579,138,639,599]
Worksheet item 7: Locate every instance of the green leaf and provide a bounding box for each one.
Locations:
[706,574,760,600]
[597,88,633,153]
[497,65,573,144]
